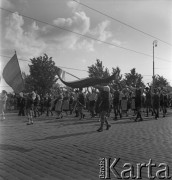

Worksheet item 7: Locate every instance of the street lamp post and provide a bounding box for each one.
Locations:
[153,40,158,89]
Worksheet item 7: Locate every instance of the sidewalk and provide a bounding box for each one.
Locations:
[0,111,172,180]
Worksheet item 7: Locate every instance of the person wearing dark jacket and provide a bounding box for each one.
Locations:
[152,89,160,119]
[111,85,121,120]
[18,92,25,116]
[128,85,144,121]
[45,94,53,116]
[77,88,86,120]
[95,85,111,132]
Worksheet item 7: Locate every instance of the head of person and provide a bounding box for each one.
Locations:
[103,86,110,93]
[92,88,96,93]
[2,90,7,94]
[145,87,149,91]
[19,92,24,98]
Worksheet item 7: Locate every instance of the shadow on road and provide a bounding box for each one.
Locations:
[32,130,97,141]
[0,144,33,153]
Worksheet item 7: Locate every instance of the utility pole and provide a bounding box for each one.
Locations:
[153,40,158,89]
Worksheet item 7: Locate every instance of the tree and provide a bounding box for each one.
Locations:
[124,68,145,87]
[22,72,34,93]
[111,66,123,89]
[25,54,58,95]
[154,75,169,88]
[88,59,110,78]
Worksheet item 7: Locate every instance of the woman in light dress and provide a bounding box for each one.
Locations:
[55,89,63,119]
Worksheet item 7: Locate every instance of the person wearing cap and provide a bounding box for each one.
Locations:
[95,85,111,132]
[0,90,8,120]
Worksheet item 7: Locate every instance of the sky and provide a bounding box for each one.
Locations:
[0,0,172,92]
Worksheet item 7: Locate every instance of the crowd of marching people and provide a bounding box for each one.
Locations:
[1,84,172,131]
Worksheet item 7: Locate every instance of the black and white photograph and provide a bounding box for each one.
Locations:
[0,0,172,179]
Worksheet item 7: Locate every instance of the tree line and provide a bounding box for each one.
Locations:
[22,54,170,95]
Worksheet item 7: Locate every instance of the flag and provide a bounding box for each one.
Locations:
[56,66,116,88]
[2,53,24,93]
[56,67,66,80]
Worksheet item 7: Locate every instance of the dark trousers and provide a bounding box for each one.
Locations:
[113,104,121,118]
[18,106,25,116]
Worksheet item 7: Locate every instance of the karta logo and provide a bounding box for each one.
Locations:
[99,158,171,179]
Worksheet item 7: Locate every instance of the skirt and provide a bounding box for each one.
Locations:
[121,99,127,111]
[55,100,62,112]
[62,100,69,111]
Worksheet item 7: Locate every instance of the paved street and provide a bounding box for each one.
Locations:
[0,110,172,180]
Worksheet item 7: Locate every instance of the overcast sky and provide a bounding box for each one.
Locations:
[0,0,172,92]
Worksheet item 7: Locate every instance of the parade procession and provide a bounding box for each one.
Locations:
[0,0,172,180]
[1,52,172,132]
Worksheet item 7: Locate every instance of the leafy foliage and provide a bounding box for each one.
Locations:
[124,68,145,87]
[154,75,169,88]
[111,67,123,89]
[22,72,34,93]
[24,54,58,95]
[88,59,110,78]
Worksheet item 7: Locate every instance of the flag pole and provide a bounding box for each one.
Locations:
[65,72,80,80]
[57,66,80,80]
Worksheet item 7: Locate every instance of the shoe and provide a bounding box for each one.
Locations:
[113,117,117,120]
[97,128,103,132]
[106,125,111,130]
[27,122,32,125]
[31,122,34,124]
[134,118,138,122]
[140,118,143,121]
